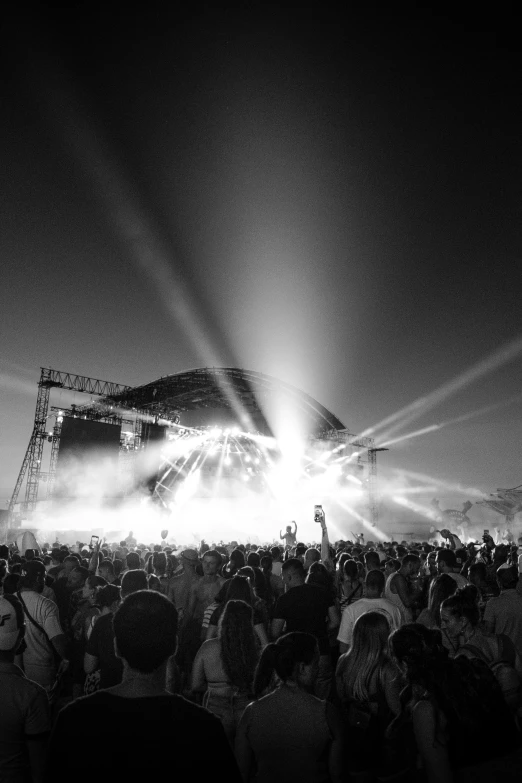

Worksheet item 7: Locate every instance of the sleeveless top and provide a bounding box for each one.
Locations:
[384,573,411,623]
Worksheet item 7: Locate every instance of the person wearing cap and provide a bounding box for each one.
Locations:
[0,593,51,782]
[16,561,69,693]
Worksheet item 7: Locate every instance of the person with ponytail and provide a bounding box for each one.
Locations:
[235,632,344,782]
[191,599,259,743]
[389,623,521,782]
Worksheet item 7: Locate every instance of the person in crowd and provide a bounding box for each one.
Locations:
[2,572,21,595]
[167,548,199,618]
[384,553,421,623]
[364,550,381,575]
[84,573,146,690]
[0,593,51,783]
[192,599,259,743]
[98,558,117,584]
[206,575,268,646]
[336,612,401,778]
[15,561,69,693]
[484,565,522,655]
[389,623,522,782]
[187,549,224,624]
[279,521,297,549]
[271,558,339,698]
[436,549,468,588]
[339,559,364,609]
[303,547,321,573]
[416,573,457,650]
[235,631,344,783]
[222,548,246,579]
[46,591,241,780]
[270,545,284,579]
[337,569,403,653]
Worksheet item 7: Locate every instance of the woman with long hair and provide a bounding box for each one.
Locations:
[389,623,520,782]
[191,599,259,743]
[336,612,401,777]
[205,575,268,646]
[236,632,344,783]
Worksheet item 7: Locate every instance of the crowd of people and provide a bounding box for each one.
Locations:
[2,516,522,781]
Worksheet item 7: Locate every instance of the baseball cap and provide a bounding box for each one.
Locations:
[21,560,46,579]
[0,595,25,651]
[181,549,199,562]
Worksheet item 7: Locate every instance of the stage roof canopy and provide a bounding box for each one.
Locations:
[105,367,346,436]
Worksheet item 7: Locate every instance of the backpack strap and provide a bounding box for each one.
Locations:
[16,591,54,649]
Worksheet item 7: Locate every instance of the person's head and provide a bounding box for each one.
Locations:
[337,612,391,702]
[253,632,319,697]
[0,594,26,659]
[440,585,480,640]
[285,525,292,533]
[364,551,381,572]
[384,557,400,577]
[99,559,115,582]
[2,572,21,595]
[343,559,359,582]
[202,550,221,577]
[126,552,140,570]
[229,549,246,570]
[19,560,46,593]
[113,591,177,672]
[390,623,447,687]
[496,564,519,591]
[217,599,258,691]
[365,568,385,598]
[81,573,106,600]
[62,555,80,575]
[427,574,458,626]
[281,558,305,589]
[303,547,320,570]
[260,555,272,574]
[468,561,487,588]
[270,546,282,562]
[152,552,167,576]
[67,565,89,590]
[400,553,421,577]
[121,569,148,598]
[96,584,121,612]
[246,551,260,568]
[305,561,332,592]
[436,549,457,574]
[493,544,509,565]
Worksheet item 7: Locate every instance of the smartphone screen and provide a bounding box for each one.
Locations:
[90,535,99,547]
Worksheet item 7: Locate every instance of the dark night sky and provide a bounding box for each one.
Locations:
[1,5,521,521]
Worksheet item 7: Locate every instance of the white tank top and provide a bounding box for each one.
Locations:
[384,572,412,623]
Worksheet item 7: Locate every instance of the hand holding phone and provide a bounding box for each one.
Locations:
[314,505,324,523]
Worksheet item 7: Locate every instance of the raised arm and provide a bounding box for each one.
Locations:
[320,513,334,573]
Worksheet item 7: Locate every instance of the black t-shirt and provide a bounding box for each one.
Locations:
[45,692,242,782]
[273,583,333,655]
[84,613,123,688]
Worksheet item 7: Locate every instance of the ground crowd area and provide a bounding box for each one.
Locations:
[2,519,522,782]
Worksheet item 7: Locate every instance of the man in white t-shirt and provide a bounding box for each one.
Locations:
[16,561,69,692]
[338,569,403,653]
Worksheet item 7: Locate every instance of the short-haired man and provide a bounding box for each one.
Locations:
[484,566,522,655]
[337,570,403,653]
[0,594,51,781]
[384,553,421,623]
[46,592,241,781]
[187,550,224,626]
[436,549,468,588]
[16,561,69,692]
[271,558,339,698]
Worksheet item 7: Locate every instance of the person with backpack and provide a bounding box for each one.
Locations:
[440,585,522,712]
[389,623,522,782]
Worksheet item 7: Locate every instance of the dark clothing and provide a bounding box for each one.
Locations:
[84,613,122,688]
[273,583,333,655]
[45,692,242,782]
